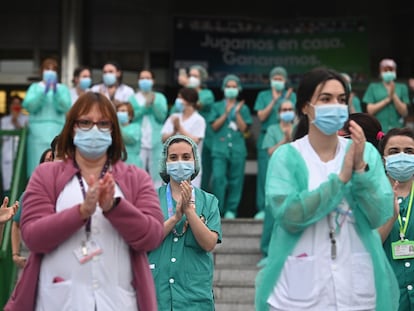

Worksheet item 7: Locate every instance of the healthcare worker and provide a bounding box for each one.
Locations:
[148,134,222,311]
[1,95,28,194]
[209,74,252,219]
[363,58,410,132]
[22,57,71,177]
[129,69,168,189]
[176,64,215,192]
[69,66,92,105]
[91,61,134,102]
[254,66,296,219]
[115,100,142,168]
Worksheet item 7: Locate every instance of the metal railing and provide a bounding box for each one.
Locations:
[0,127,28,309]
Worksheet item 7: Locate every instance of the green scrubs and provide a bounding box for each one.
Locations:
[254,89,296,215]
[383,191,414,310]
[209,100,252,216]
[120,122,142,168]
[148,186,222,311]
[351,94,362,113]
[362,82,409,132]
[23,82,71,177]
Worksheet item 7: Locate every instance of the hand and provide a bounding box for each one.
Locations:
[235,100,245,113]
[172,117,180,132]
[0,197,18,224]
[284,87,293,99]
[145,93,155,106]
[79,175,99,219]
[98,172,116,212]
[387,81,395,97]
[179,180,193,214]
[13,254,26,268]
[225,101,234,114]
[178,73,188,87]
[348,120,366,170]
[339,142,354,184]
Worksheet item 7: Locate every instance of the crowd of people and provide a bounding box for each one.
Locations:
[1,56,414,310]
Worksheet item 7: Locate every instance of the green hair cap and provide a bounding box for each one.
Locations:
[221,74,242,91]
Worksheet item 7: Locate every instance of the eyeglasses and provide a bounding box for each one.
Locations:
[75,119,112,132]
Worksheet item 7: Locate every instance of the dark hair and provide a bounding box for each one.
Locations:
[293,67,349,140]
[342,113,383,150]
[40,57,59,72]
[103,61,123,83]
[138,69,155,79]
[57,92,126,164]
[39,148,53,164]
[378,127,414,156]
[9,95,23,105]
[178,87,199,108]
[72,66,91,85]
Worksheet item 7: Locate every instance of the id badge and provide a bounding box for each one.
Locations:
[391,240,414,260]
[73,240,103,264]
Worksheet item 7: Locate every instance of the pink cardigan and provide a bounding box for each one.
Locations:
[5,159,164,311]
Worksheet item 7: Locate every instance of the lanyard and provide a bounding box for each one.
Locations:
[398,182,414,240]
[75,159,110,239]
[166,183,195,237]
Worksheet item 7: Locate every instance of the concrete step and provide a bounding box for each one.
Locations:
[221,218,263,236]
[215,302,255,311]
[214,267,258,286]
[216,236,261,252]
[214,251,262,267]
[214,285,256,303]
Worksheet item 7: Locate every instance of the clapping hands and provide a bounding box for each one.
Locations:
[0,197,18,224]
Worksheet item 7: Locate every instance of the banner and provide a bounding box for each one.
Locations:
[173,16,369,88]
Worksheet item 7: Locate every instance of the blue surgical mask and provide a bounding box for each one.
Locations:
[271,80,285,91]
[166,161,195,182]
[138,79,153,92]
[280,111,295,123]
[79,77,92,90]
[103,73,117,86]
[381,71,396,83]
[187,76,201,88]
[224,88,239,99]
[43,70,57,83]
[311,103,349,135]
[174,98,184,112]
[73,126,112,159]
[385,152,414,182]
[117,111,129,124]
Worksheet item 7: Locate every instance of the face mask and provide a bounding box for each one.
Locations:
[138,79,153,92]
[43,70,57,83]
[73,126,112,159]
[280,111,295,123]
[117,111,129,124]
[166,161,195,182]
[385,153,414,182]
[174,98,184,112]
[311,103,349,135]
[187,76,201,88]
[103,73,117,86]
[11,106,22,113]
[79,77,92,90]
[381,71,396,83]
[224,88,239,99]
[271,80,285,91]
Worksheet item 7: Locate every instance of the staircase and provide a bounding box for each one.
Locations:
[213,218,263,311]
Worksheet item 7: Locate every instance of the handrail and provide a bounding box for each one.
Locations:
[0,127,28,308]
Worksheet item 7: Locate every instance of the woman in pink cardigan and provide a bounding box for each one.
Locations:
[5,92,164,311]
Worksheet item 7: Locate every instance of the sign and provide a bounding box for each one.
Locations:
[173,16,369,88]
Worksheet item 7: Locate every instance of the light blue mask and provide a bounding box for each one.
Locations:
[312,103,349,135]
[138,79,153,92]
[43,70,57,83]
[79,77,92,90]
[381,71,396,83]
[271,80,285,91]
[166,161,195,182]
[385,153,414,182]
[174,98,184,112]
[117,111,129,124]
[103,73,117,86]
[73,126,112,159]
[280,111,295,123]
[224,88,239,99]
